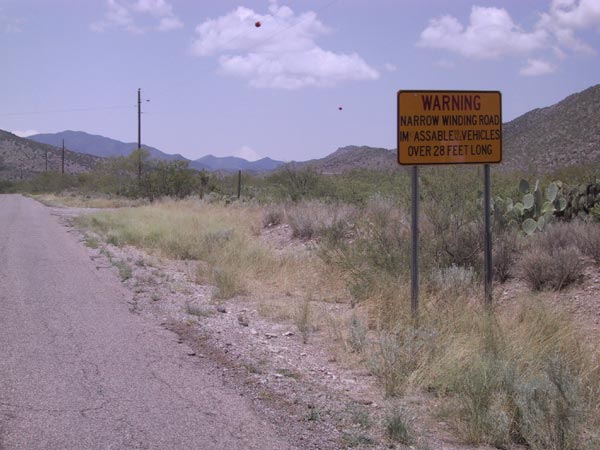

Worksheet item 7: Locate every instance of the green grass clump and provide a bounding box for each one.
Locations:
[384,408,413,444]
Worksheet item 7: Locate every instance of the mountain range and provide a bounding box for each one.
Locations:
[2,83,599,181]
[27,130,285,173]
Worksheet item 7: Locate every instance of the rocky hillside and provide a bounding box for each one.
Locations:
[291,145,395,174]
[503,84,600,172]
[0,130,100,181]
[295,85,600,175]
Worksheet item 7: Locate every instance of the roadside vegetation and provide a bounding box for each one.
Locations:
[7,157,600,448]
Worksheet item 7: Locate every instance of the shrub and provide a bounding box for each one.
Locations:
[369,327,425,397]
[420,166,483,270]
[430,264,478,299]
[384,408,413,444]
[321,196,409,306]
[520,245,584,291]
[212,266,242,299]
[347,313,368,353]
[515,356,583,450]
[262,206,284,228]
[571,220,600,264]
[286,201,355,241]
[493,230,521,282]
[519,223,585,291]
[419,302,595,450]
[294,295,312,344]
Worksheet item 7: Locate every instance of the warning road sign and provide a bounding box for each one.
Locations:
[397,90,502,165]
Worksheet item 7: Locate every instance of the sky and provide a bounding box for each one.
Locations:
[1,0,599,162]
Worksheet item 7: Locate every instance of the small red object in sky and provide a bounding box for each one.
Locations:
[255,21,261,27]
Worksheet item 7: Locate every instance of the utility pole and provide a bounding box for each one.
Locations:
[138,88,141,182]
[136,88,150,183]
[45,149,48,172]
[61,139,65,175]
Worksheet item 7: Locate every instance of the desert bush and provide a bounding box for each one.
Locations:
[515,356,583,450]
[520,245,584,291]
[430,264,478,299]
[262,206,284,228]
[538,222,579,251]
[420,166,483,270]
[286,200,355,241]
[590,203,600,221]
[212,266,243,299]
[347,313,368,353]
[493,230,521,282]
[294,295,312,344]
[384,407,414,444]
[320,196,409,307]
[369,326,427,397]
[571,220,600,264]
[414,300,595,450]
[518,222,585,291]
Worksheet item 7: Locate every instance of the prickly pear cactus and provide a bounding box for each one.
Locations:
[493,179,568,235]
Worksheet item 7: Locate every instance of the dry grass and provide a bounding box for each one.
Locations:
[77,199,343,307]
[33,193,146,208]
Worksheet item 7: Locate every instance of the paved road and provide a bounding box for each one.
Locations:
[0,195,290,450]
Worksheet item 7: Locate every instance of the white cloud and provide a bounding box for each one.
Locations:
[12,130,39,137]
[191,2,379,89]
[542,0,600,30]
[519,58,556,76]
[91,0,182,34]
[417,2,600,76]
[417,6,547,59]
[234,145,261,161]
[0,8,23,33]
[383,62,397,72]
[537,0,600,54]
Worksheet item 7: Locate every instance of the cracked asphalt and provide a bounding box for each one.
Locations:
[0,195,292,450]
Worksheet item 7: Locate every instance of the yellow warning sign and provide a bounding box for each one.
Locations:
[397,90,502,165]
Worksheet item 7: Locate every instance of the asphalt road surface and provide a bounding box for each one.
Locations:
[0,195,291,450]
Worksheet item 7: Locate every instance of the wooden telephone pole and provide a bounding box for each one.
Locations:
[61,139,65,175]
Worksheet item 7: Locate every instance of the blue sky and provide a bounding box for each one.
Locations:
[1,0,599,162]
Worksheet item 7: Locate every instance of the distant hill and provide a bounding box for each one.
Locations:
[503,84,600,172]
[195,154,284,172]
[28,130,192,163]
[289,145,396,174]
[0,130,100,180]
[27,130,283,173]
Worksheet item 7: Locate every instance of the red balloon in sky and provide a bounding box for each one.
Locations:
[255,21,261,27]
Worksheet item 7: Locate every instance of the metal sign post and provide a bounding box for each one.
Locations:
[483,164,493,305]
[398,90,502,314]
[411,166,419,318]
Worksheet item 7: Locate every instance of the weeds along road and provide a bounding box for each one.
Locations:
[0,194,291,450]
